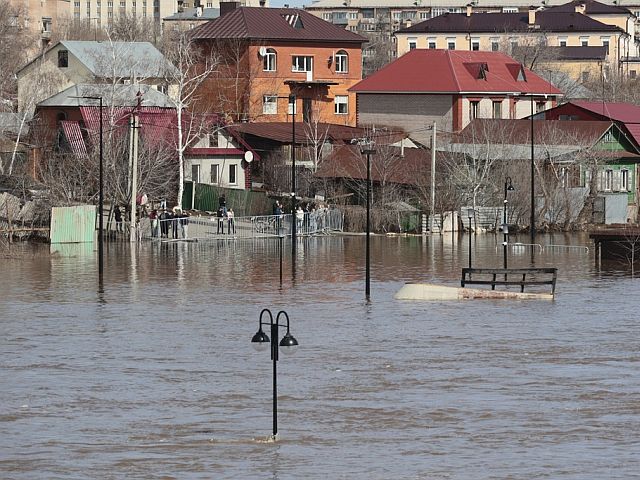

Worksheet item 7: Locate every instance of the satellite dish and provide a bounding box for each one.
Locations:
[258,46,267,57]
[244,151,254,163]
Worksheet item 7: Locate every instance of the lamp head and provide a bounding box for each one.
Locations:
[279,332,298,348]
[251,328,270,352]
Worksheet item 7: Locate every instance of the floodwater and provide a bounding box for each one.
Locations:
[1,233,639,479]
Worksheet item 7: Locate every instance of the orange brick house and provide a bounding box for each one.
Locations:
[190,5,367,126]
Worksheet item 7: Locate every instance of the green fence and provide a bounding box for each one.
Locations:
[181,182,272,216]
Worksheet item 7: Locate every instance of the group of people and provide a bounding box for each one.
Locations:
[216,195,236,235]
[273,200,330,234]
[153,208,190,239]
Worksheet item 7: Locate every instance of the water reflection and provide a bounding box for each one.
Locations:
[1,233,639,478]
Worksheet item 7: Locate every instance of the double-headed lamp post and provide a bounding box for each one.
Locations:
[502,176,515,269]
[251,308,299,440]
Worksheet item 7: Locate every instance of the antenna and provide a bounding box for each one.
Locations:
[258,46,267,57]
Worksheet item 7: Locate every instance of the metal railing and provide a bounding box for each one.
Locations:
[138,209,344,241]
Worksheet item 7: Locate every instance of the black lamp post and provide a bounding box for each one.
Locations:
[467,208,474,269]
[503,176,515,269]
[251,308,299,440]
[530,94,536,243]
[75,95,104,278]
[289,94,297,267]
[361,147,376,300]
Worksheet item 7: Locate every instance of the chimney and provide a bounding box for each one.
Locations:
[406,19,412,28]
[220,1,240,17]
[528,6,536,25]
[466,3,473,17]
[259,0,265,5]
[196,5,203,16]
[575,2,586,14]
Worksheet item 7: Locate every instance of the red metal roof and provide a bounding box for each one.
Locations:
[190,7,366,43]
[571,101,640,123]
[60,121,88,157]
[350,49,562,95]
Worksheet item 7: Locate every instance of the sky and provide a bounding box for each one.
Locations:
[270,0,309,7]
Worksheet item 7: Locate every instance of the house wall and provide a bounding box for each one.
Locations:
[185,156,246,190]
[246,41,362,126]
[356,93,453,144]
[395,30,622,64]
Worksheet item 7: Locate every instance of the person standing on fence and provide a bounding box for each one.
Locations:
[114,206,123,233]
[217,206,225,234]
[227,208,235,235]
[149,209,158,237]
[171,209,179,239]
[179,210,189,239]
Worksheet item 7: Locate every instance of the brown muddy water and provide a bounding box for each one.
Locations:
[1,233,639,479]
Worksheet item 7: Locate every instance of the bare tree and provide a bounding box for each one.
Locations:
[161,29,222,205]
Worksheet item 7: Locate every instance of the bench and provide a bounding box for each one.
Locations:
[461,268,557,295]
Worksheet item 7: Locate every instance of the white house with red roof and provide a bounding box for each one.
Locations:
[349,49,562,143]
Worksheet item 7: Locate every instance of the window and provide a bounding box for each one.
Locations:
[322,13,331,20]
[560,167,569,188]
[601,36,610,54]
[469,100,480,120]
[58,50,68,68]
[408,37,417,50]
[630,70,637,79]
[263,48,276,71]
[536,101,545,113]
[582,71,590,82]
[210,164,219,184]
[492,101,502,119]
[209,132,218,147]
[471,37,480,51]
[558,36,567,47]
[229,164,237,185]
[335,50,348,73]
[288,96,297,114]
[207,2,213,7]
[621,169,630,191]
[108,1,113,6]
[604,169,613,191]
[490,37,499,51]
[263,95,277,115]
[292,55,312,72]
[447,37,455,50]
[393,12,402,20]
[191,164,200,183]
[74,2,80,7]
[348,12,357,19]
[580,36,589,47]
[502,7,518,12]
[334,95,348,114]
[74,12,80,17]
[510,38,518,49]
[420,12,429,19]
[120,1,125,6]
[428,37,436,49]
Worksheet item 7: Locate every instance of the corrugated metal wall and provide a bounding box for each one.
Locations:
[50,205,96,244]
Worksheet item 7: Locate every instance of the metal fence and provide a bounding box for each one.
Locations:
[137,209,344,241]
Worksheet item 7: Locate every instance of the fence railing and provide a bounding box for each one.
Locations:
[134,209,344,241]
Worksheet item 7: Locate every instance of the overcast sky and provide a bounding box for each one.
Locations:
[270,0,309,7]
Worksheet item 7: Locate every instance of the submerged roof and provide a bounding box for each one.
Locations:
[350,49,562,95]
[190,7,367,43]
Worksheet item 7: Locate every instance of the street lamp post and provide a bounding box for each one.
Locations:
[530,95,536,243]
[467,208,474,269]
[251,308,299,440]
[74,95,104,278]
[503,176,515,269]
[289,94,297,268]
[361,147,376,300]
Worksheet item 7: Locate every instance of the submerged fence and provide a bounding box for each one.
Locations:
[130,209,344,241]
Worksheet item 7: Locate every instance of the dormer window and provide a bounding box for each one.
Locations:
[282,13,303,28]
[58,50,69,68]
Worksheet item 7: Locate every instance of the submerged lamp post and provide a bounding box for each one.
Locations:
[503,176,515,269]
[251,308,299,439]
[467,208,474,269]
[361,146,376,300]
[73,95,104,278]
